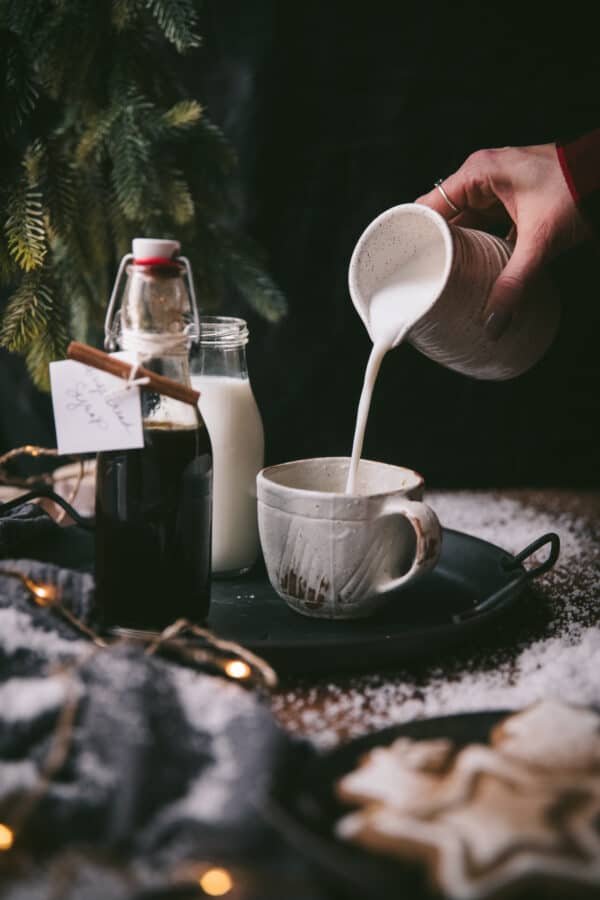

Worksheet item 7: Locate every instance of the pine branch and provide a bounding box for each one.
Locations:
[0,271,53,351]
[0,237,16,286]
[112,0,144,30]
[181,118,239,220]
[4,178,47,272]
[1,0,43,36]
[0,32,39,136]
[44,140,78,237]
[194,117,238,178]
[109,92,155,221]
[145,0,201,53]
[24,295,69,390]
[160,168,195,225]
[183,224,227,312]
[28,4,108,103]
[23,138,45,186]
[52,232,102,345]
[75,106,120,164]
[73,173,112,293]
[0,0,287,389]
[161,99,203,131]
[106,189,135,261]
[50,168,117,344]
[227,246,287,323]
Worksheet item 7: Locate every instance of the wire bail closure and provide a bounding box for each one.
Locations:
[103,253,201,350]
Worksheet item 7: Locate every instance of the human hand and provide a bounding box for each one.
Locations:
[415,144,588,339]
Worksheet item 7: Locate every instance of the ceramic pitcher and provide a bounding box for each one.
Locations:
[348,203,560,380]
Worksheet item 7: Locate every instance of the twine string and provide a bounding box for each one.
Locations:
[105,327,194,399]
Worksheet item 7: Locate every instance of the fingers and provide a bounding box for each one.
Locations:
[416,149,510,221]
[483,235,546,340]
[415,184,462,221]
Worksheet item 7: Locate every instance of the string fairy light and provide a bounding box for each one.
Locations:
[0,444,58,468]
[0,569,108,648]
[224,659,251,680]
[143,618,278,690]
[199,866,234,896]
[0,823,14,851]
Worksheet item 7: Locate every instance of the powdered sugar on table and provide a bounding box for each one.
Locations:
[271,489,600,748]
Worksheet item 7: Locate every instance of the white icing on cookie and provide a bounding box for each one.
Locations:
[491,699,600,772]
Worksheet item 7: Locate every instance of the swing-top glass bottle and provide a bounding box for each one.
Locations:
[96,238,213,633]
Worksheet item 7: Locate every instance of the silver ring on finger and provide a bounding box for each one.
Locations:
[434,178,461,215]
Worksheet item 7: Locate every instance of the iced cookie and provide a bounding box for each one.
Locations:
[336,772,600,899]
[491,699,600,773]
[336,737,535,818]
[336,737,455,815]
[334,701,600,899]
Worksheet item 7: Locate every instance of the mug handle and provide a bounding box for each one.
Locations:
[376,497,442,595]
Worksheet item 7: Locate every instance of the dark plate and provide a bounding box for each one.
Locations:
[264,710,587,900]
[207,528,558,674]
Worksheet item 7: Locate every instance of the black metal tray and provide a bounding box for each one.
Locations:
[12,504,558,677]
[264,709,586,900]
[208,529,559,674]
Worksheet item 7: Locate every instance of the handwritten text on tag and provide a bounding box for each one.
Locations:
[50,359,144,455]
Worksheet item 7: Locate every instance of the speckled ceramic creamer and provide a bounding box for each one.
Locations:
[349,203,561,380]
[257,457,441,619]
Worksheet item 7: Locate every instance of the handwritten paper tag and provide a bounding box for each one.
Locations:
[50,359,144,455]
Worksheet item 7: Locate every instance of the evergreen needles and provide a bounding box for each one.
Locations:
[0,0,286,390]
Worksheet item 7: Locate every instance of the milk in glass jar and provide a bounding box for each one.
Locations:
[190,317,264,576]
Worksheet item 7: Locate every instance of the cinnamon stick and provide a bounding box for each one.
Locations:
[67,341,200,407]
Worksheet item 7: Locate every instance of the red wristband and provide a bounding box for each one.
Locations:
[556,128,600,204]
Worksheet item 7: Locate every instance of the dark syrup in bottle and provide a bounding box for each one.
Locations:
[95,421,212,631]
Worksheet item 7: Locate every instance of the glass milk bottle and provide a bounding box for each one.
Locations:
[98,238,213,631]
[190,317,264,576]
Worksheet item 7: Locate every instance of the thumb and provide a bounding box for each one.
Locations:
[483,238,544,341]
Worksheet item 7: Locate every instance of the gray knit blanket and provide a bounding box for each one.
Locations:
[0,504,317,900]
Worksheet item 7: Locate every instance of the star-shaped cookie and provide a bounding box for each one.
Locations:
[337,772,600,899]
[335,700,600,899]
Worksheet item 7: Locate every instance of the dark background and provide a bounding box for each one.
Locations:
[3,0,600,487]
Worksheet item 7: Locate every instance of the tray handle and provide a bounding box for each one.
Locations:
[0,485,95,530]
[452,532,560,624]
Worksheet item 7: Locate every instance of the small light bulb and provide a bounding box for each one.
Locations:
[224,659,251,680]
[199,867,233,896]
[30,582,59,606]
[0,823,14,851]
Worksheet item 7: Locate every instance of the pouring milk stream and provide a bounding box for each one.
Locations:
[345,240,447,493]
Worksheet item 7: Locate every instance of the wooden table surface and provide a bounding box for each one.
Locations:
[270,488,600,748]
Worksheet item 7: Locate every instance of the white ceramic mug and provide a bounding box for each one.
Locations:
[348,203,561,380]
[257,457,441,619]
